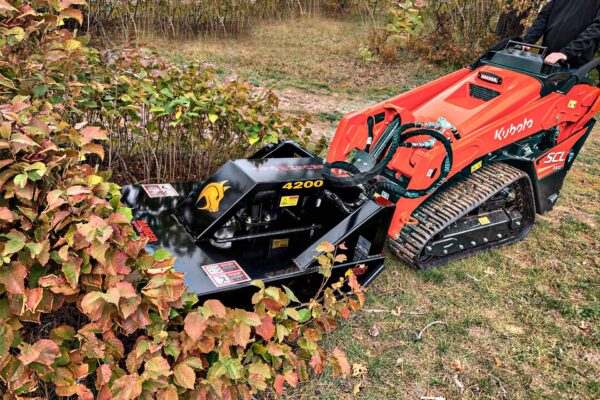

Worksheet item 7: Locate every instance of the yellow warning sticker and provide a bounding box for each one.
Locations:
[272,238,289,249]
[478,216,491,225]
[280,195,299,207]
[568,100,578,109]
[471,161,483,174]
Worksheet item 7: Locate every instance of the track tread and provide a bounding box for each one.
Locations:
[389,162,532,269]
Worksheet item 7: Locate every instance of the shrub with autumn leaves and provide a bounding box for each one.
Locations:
[0,1,364,398]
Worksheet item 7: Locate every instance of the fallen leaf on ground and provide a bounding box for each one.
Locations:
[352,363,367,377]
[450,360,467,373]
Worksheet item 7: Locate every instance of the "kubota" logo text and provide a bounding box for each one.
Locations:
[494,118,534,141]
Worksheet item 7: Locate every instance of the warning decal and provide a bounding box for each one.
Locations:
[280,195,300,207]
[142,184,179,198]
[202,261,251,288]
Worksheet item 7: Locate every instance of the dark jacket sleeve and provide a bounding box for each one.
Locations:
[523,1,555,44]
[561,11,600,58]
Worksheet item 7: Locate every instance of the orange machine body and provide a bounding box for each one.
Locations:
[327,65,600,239]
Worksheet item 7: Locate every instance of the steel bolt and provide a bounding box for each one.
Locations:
[443,250,449,255]
[471,241,477,246]
[497,234,503,239]
[426,246,433,252]
[459,245,464,250]
[516,221,521,227]
[483,238,489,243]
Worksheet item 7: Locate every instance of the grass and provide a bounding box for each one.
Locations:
[152,15,600,399]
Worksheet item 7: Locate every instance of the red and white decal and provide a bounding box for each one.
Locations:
[132,220,158,243]
[536,151,567,178]
[142,184,179,198]
[202,261,251,288]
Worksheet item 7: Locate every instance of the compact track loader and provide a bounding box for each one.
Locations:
[123,41,600,300]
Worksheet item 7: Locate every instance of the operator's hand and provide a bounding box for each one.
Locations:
[545,52,567,64]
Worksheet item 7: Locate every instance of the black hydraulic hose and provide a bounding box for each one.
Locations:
[323,189,370,214]
[322,122,417,188]
[323,125,455,199]
[376,129,454,199]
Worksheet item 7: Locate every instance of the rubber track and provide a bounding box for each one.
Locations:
[389,162,531,269]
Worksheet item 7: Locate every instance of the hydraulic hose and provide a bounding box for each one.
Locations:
[376,129,454,199]
[322,122,417,188]
[323,124,455,199]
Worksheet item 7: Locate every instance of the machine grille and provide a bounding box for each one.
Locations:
[469,84,500,101]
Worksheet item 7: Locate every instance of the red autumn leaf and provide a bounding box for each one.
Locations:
[310,351,325,375]
[18,339,60,366]
[273,375,285,396]
[0,262,27,295]
[143,356,171,380]
[82,143,105,160]
[96,365,111,388]
[106,250,129,275]
[332,348,351,377]
[284,370,299,388]
[339,305,351,321]
[261,298,283,313]
[80,126,108,144]
[173,363,196,389]
[25,287,44,312]
[316,241,335,253]
[157,385,178,400]
[0,206,13,222]
[77,384,94,400]
[184,311,208,342]
[232,323,251,347]
[80,291,105,321]
[255,315,275,341]
[111,373,143,400]
[203,299,226,318]
[66,185,91,196]
[62,257,82,289]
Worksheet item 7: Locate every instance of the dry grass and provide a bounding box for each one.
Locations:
[153,15,599,399]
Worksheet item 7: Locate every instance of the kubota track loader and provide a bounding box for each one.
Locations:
[123,41,600,301]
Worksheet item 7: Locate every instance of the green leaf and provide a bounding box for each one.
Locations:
[297,308,312,323]
[283,285,300,303]
[13,174,28,189]
[208,113,218,123]
[3,237,25,256]
[32,85,49,98]
[116,207,133,222]
[152,249,172,261]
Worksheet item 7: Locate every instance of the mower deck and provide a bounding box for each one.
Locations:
[122,181,393,301]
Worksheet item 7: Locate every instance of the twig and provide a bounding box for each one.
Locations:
[453,374,465,392]
[412,320,447,341]
[489,374,508,398]
[466,274,481,282]
[420,397,445,400]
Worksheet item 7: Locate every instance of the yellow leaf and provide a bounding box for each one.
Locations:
[64,39,81,51]
[352,363,367,377]
[60,7,83,25]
